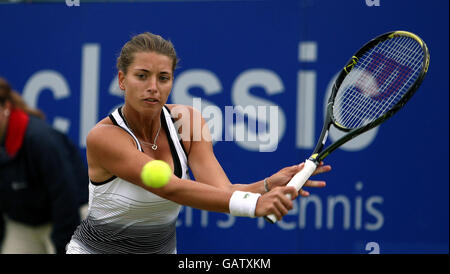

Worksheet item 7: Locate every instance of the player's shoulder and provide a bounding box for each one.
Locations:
[165,103,196,113]
[86,117,128,147]
[165,104,203,121]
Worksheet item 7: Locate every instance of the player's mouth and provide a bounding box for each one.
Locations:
[143,98,159,104]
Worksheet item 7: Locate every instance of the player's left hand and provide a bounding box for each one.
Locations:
[265,162,331,197]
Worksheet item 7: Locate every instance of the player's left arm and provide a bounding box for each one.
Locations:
[174,105,235,190]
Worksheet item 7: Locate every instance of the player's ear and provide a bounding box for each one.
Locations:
[118,71,126,91]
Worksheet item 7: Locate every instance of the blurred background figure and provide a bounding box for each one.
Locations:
[0,77,88,254]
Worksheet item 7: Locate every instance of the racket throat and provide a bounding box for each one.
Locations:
[311,120,332,160]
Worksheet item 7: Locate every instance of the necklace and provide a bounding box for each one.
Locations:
[121,108,161,150]
[141,123,161,150]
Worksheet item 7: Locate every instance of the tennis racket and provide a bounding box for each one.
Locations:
[265,30,430,223]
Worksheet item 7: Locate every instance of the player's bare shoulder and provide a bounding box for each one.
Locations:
[165,104,212,153]
[86,117,134,154]
[165,104,206,155]
[165,104,197,121]
[166,104,205,126]
[86,118,113,145]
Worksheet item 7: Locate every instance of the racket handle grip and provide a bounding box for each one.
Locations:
[264,159,318,224]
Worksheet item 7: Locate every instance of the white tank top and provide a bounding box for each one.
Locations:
[67,106,190,254]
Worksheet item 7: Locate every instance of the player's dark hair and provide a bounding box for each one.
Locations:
[116,32,179,74]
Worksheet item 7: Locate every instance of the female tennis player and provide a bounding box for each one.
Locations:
[66,32,331,254]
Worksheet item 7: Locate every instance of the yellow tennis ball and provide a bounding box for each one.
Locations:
[141,160,172,188]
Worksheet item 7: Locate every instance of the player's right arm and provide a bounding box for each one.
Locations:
[86,121,297,220]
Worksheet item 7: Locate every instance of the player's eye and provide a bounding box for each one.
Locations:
[136,74,147,80]
[159,75,170,82]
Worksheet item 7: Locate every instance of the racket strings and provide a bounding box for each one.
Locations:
[369,38,420,107]
[338,38,418,124]
[337,38,417,126]
[341,37,423,126]
[333,36,424,129]
[369,38,422,118]
[346,37,422,126]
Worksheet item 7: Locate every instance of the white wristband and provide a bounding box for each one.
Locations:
[229,191,261,218]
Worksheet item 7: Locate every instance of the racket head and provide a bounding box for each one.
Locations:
[331,31,429,131]
[314,31,429,162]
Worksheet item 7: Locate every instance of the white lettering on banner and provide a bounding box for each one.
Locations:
[66,0,80,7]
[327,195,351,230]
[365,0,381,7]
[22,44,101,144]
[22,70,71,133]
[365,242,381,254]
[297,41,317,149]
[355,182,363,230]
[297,70,316,148]
[364,196,384,230]
[230,69,285,152]
[176,182,384,231]
[171,69,284,152]
[170,98,280,152]
[172,69,223,144]
[80,44,100,147]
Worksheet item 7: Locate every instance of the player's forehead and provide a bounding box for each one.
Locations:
[130,51,173,73]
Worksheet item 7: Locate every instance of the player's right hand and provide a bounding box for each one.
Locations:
[254,186,298,220]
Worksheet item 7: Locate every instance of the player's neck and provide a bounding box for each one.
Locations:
[121,105,161,143]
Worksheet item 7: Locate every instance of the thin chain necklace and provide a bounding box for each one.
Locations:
[121,108,161,150]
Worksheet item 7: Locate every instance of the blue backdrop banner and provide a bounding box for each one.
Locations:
[0,0,448,254]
